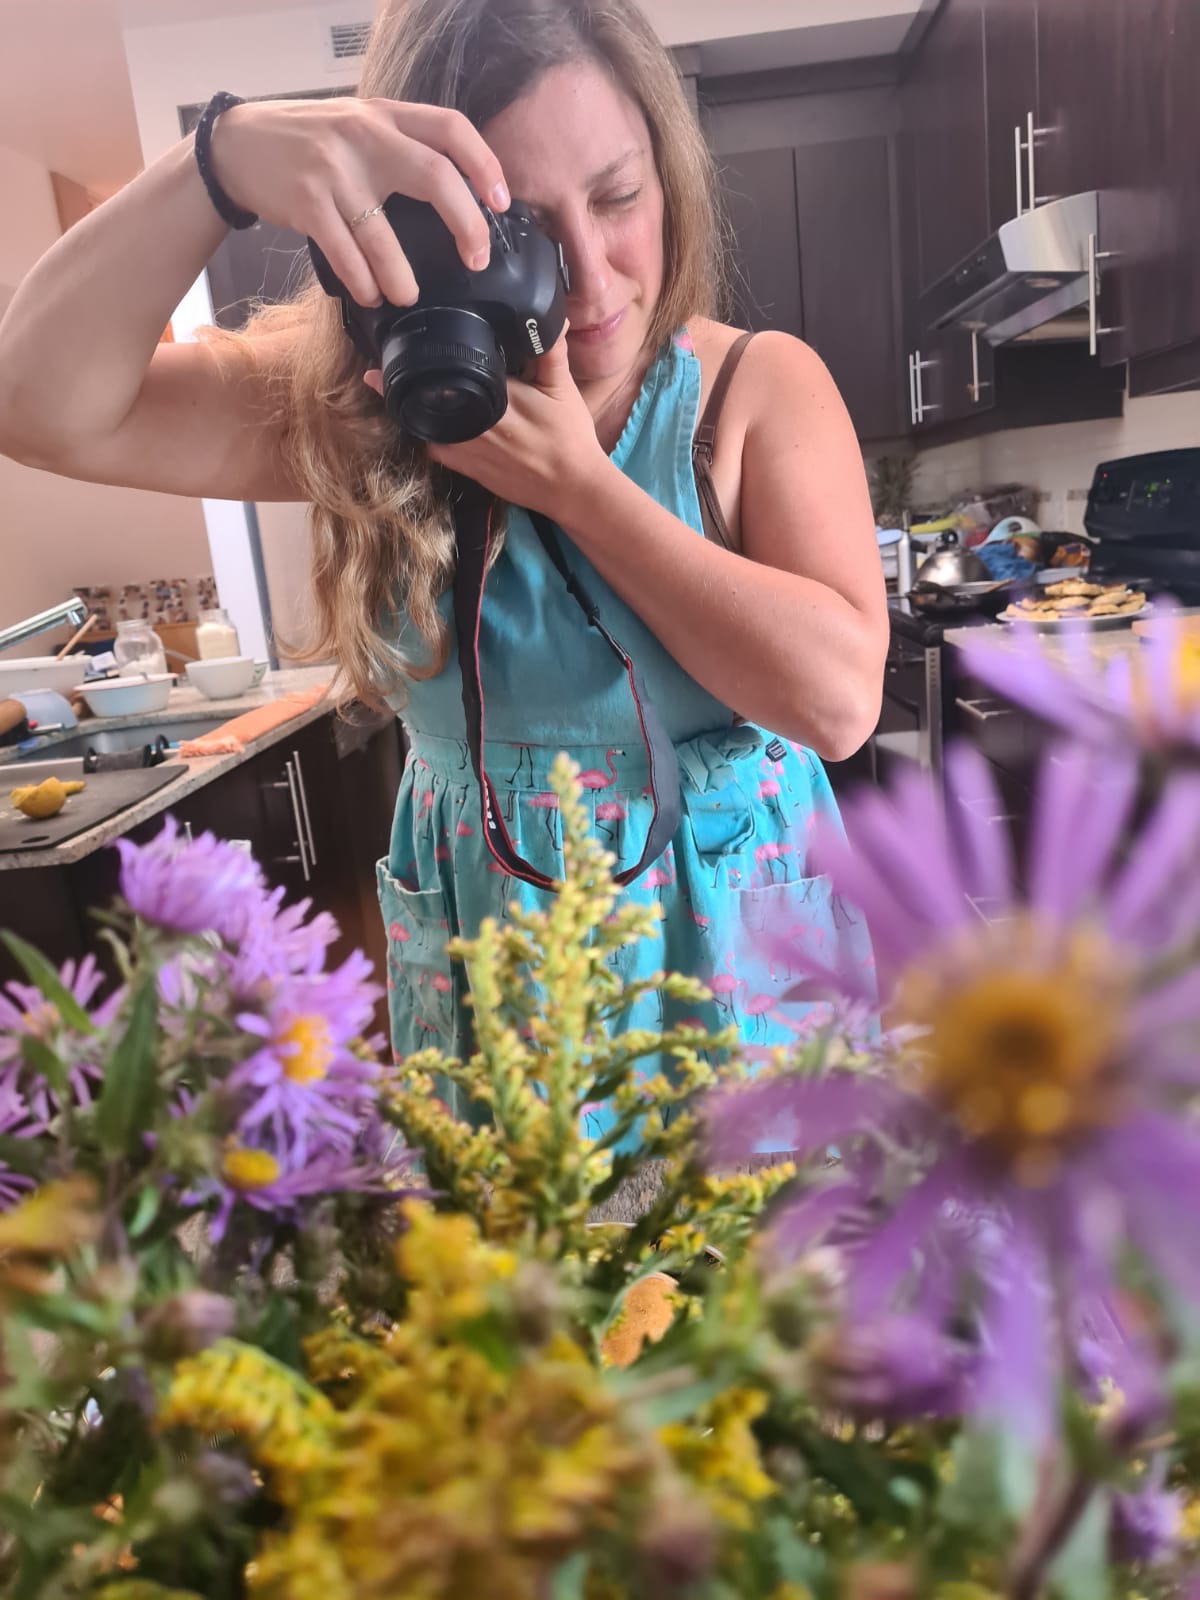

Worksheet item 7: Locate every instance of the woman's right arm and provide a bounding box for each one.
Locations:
[0,98,509,502]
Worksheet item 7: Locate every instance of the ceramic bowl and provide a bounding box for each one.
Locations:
[0,656,84,698]
[73,674,174,718]
[186,656,262,700]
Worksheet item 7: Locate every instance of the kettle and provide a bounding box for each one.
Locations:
[913,528,991,588]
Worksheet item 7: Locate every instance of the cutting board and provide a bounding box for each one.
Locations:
[0,760,186,854]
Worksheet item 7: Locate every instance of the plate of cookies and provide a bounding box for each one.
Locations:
[998,579,1151,630]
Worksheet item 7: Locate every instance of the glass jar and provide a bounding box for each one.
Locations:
[113,618,168,679]
[196,607,241,660]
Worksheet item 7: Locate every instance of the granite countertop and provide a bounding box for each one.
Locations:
[0,666,336,869]
[942,619,1148,668]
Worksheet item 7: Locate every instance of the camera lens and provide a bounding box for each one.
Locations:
[380,308,508,443]
[419,387,472,416]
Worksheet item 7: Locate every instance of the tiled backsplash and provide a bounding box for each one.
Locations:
[913,387,1200,535]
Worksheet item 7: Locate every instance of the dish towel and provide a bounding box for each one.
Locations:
[177,684,330,757]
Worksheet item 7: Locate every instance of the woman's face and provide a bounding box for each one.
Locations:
[482,60,666,389]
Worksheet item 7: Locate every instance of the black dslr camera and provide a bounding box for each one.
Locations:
[308,194,569,444]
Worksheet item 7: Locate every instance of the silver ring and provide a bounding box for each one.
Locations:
[347,202,386,231]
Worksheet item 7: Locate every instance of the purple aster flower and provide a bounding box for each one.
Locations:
[116,816,268,940]
[709,740,1200,1438]
[226,950,383,1163]
[960,599,1200,754]
[235,889,342,982]
[808,1311,976,1421]
[0,1085,42,1208]
[200,1133,386,1241]
[0,954,122,1125]
[1109,1463,1181,1567]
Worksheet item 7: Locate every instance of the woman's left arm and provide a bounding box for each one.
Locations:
[427,331,889,760]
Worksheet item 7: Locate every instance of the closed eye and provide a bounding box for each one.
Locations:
[597,189,642,211]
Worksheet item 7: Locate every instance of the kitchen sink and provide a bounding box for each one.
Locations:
[13,715,229,761]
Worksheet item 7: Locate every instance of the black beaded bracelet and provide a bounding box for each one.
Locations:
[193,91,259,231]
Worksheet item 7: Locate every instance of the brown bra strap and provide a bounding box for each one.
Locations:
[692,330,754,552]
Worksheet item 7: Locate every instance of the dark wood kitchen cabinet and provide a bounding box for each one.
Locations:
[718,147,805,341]
[904,0,990,295]
[982,0,1039,230]
[0,713,405,1028]
[718,139,904,442]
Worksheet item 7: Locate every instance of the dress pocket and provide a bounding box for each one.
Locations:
[731,871,875,1011]
[376,859,463,1065]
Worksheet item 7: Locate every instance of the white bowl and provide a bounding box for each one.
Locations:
[186,656,259,700]
[74,674,174,718]
[0,655,84,698]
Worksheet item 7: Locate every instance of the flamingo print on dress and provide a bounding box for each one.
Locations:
[578,749,620,790]
[527,789,560,846]
[594,795,627,843]
[752,840,794,887]
[641,847,675,890]
[708,954,779,1039]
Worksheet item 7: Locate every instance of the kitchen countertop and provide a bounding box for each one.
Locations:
[0,666,336,869]
[942,619,1149,667]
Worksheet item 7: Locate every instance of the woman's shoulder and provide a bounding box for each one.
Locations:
[687,318,835,428]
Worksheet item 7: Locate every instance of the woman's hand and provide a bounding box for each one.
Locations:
[209,97,510,308]
[364,330,610,523]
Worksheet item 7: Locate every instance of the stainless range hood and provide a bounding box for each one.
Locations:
[921,191,1099,348]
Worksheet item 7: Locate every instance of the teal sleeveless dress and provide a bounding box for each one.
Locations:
[378,332,874,1136]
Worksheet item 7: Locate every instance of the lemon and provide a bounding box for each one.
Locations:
[10,777,85,820]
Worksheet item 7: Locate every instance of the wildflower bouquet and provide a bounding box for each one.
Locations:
[3,709,1200,1600]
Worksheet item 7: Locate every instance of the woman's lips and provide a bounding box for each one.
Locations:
[568,308,625,344]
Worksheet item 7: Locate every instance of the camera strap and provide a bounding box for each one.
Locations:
[451,475,682,891]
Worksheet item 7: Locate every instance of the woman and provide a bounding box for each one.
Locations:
[0,0,885,1133]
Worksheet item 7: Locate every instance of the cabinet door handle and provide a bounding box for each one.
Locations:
[1024,111,1057,208]
[1087,232,1123,357]
[291,749,318,867]
[955,696,1012,722]
[968,329,990,405]
[908,351,918,426]
[283,758,311,883]
[1014,123,1025,215]
[914,352,939,419]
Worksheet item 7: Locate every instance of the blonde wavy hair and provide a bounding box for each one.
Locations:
[228,0,725,706]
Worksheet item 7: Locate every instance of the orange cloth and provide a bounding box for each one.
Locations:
[178,684,330,757]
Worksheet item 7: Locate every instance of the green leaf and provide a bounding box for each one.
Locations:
[128,1182,162,1239]
[550,1552,589,1600]
[0,931,95,1034]
[1047,1491,1109,1600]
[456,1311,518,1373]
[941,1425,1037,1530]
[95,977,159,1157]
[19,1032,68,1095]
[768,1514,827,1590]
[0,1133,49,1177]
[798,1426,915,1527]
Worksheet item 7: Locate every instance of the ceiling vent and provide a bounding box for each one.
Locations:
[327,19,371,66]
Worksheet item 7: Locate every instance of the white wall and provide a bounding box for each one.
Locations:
[0,143,211,655]
[121,3,366,663]
[913,388,1200,537]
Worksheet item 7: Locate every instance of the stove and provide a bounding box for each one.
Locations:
[1085,448,1200,602]
[880,447,1200,777]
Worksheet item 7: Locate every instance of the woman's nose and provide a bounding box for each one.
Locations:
[559,219,611,309]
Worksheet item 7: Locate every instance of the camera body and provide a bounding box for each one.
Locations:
[308,194,569,444]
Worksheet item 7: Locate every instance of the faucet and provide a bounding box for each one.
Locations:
[0,597,88,656]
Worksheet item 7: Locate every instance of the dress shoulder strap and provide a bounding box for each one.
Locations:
[691,330,755,552]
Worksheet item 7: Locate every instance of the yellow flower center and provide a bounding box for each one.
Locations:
[1173,636,1200,709]
[278,1015,334,1083]
[1130,632,1200,733]
[221,1147,281,1191]
[896,916,1130,1182]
